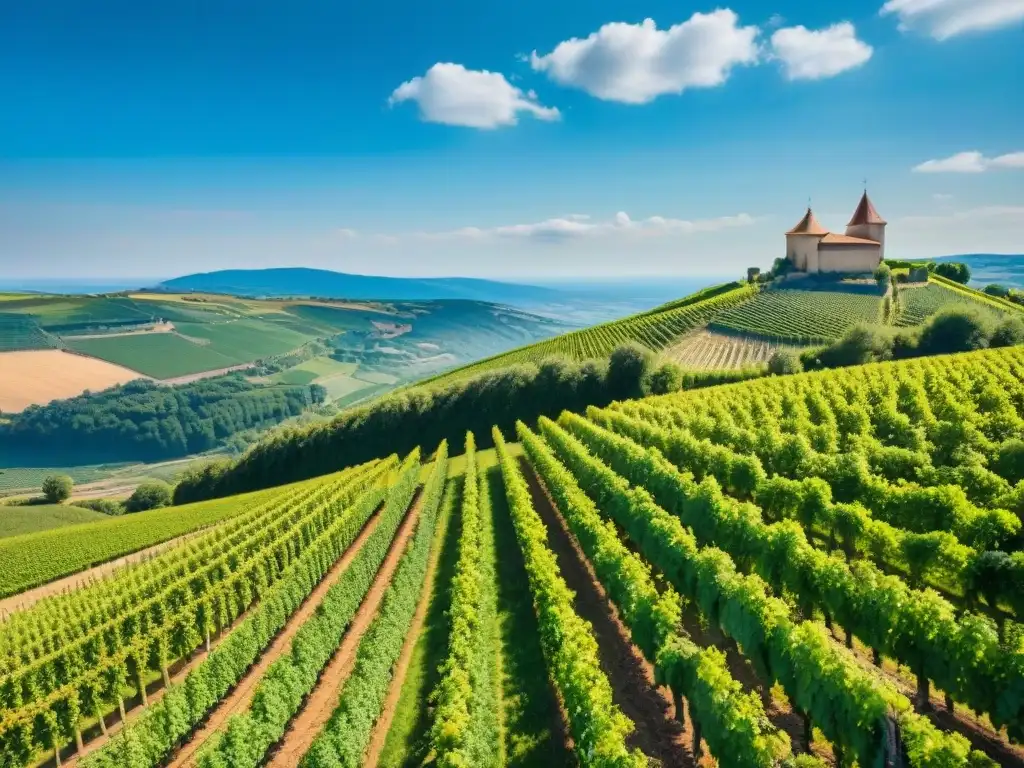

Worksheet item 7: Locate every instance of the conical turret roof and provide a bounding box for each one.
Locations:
[786,207,828,236]
[848,192,886,226]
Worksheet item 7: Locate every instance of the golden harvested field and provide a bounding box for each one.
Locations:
[0,349,144,412]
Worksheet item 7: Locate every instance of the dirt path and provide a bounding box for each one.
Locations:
[63,322,175,340]
[165,505,387,767]
[0,530,201,616]
[161,362,256,385]
[61,505,387,768]
[363,492,452,768]
[521,462,692,767]
[263,492,425,768]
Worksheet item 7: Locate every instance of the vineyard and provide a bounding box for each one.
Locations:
[3,347,1024,766]
[664,329,802,370]
[896,282,1007,327]
[418,281,757,386]
[0,315,57,352]
[709,285,885,343]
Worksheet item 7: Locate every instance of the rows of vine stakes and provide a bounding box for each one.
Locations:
[2,346,1024,767]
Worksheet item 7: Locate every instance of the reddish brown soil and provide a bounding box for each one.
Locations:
[520,461,694,767]
[56,506,386,767]
[263,492,424,768]
[362,496,451,768]
[165,503,388,767]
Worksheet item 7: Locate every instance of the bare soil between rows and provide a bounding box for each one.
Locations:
[263,490,425,767]
[54,502,387,768]
[520,460,693,767]
[167,502,388,767]
[363,490,452,767]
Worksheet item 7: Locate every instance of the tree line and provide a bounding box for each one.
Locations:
[174,345,674,503]
[0,375,323,463]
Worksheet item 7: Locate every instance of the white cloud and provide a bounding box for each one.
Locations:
[419,211,757,242]
[991,152,1024,169]
[389,63,560,128]
[770,23,873,80]
[880,0,1024,40]
[913,150,1024,173]
[529,10,759,104]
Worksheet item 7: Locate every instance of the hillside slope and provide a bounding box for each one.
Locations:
[157,267,561,304]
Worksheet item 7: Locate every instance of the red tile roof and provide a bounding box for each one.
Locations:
[848,192,886,226]
[819,233,880,246]
[786,208,829,235]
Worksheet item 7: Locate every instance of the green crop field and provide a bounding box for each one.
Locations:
[0,504,108,538]
[270,356,358,385]
[355,369,400,385]
[0,465,111,495]
[709,285,884,343]
[173,319,314,362]
[65,333,240,377]
[0,314,56,352]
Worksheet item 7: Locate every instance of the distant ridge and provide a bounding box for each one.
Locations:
[156,268,561,304]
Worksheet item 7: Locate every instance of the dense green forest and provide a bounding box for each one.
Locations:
[0,376,322,462]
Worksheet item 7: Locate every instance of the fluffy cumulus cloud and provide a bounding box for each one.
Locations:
[389,63,560,128]
[419,211,757,242]
[880,0,1024,40]
[913,150,1024,173]
[770,23,873,80]
[529,10,759,104]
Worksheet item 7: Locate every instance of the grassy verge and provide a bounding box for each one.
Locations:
[486,465,572,768]
[377,479,463,768]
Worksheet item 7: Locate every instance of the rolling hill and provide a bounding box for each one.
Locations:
[0,291,570,414]
[156,267,562,304]
[412,268,1024,392]
[1,346,1020,768]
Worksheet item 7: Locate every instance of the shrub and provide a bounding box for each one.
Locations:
[808,325,894,369]
[76,498,126,515]
[126,481,174,513]
[916,307,993,355]
[985,284,1010,298]
[607,343,655,401]
[873,263,891,288]
[644,362,683,395]
[991,316,1024,348]
[768,349,803,376]
[908,266,930,283]
[41,474,73,503]
[933,261,971,284]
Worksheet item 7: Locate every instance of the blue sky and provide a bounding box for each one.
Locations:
[1,0,1022,280]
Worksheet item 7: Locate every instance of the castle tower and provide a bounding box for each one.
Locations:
[786,207,828,273]
[845,191,887,260]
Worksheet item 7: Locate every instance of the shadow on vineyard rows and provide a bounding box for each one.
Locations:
[520,458,693,766]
